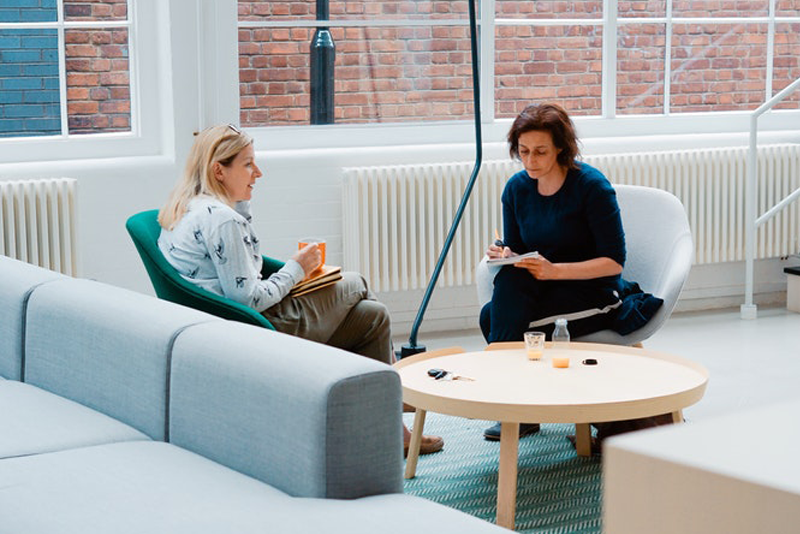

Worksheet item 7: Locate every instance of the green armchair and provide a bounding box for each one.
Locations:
[125,209,279,330]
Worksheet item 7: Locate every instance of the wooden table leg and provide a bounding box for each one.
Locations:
[404,409,427,479]
[496,422,520,530]
[575,423,593,457]
[672,410,684,424]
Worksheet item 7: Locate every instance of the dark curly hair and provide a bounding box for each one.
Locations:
[507,103,580,170]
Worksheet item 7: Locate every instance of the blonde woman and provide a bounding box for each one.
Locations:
[159,125,443,456]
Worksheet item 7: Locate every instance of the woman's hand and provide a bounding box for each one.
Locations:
[514,254,559,280]
[515,256,623,281]
[486,243,513,259]
[292,243,322,276]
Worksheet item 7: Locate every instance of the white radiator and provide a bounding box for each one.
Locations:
[0,178,78,276]
[343,144,800,292]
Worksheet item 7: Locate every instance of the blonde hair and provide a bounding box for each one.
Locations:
[159,124,254,229]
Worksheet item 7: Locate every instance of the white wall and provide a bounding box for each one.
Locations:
[1,0,798,339]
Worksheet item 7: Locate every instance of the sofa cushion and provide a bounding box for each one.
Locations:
[0,441,506,534]
[24,278,220,440]
[169,321,403,500]
[0,441,289,534]
[0,380,149,459]
[0,256,64,380]
[296,494,510,533]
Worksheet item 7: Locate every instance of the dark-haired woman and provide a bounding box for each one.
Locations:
[482,103,625,349]
[480,103,667,445]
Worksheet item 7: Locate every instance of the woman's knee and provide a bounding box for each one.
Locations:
[339,271,372,300]
[357,299,390,330]
[487,269,536,342]
[343,300,392,364]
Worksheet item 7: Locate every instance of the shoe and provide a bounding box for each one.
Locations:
[404,434,444,458]
[483,422,540,441]
[566,434,602,456]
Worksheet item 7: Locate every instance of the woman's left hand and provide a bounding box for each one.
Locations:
[514,254,559,280]
[514,256,623,281]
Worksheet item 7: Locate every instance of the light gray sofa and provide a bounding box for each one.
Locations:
[0,255,504,534]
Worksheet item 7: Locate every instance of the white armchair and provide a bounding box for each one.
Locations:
[476,184,693,346]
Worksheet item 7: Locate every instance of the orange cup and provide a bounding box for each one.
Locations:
[298,238,326,268]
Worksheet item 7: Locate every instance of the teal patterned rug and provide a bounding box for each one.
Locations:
[403,413,602,533]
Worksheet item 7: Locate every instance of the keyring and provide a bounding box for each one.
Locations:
[427,368,448,379]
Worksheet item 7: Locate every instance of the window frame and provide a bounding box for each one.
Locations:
[238,0,800,151]
[0,0,164,164]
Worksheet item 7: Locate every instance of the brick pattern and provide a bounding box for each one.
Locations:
[618,0,666,17]
[238,1,468,21]
[63,0,127,21]
[65,27,131,134]
[496,0,603,18]
[0,0,57,23]
[776,0,800,16]
[495,25,603,118]
[0,0,131,138]
[673,0,768,16]
[239,26,475,126]
[774,23,800,109]
[0,28,61,138]
[239,0,800,127]
[670,23,768,113]
[618,25,665,114]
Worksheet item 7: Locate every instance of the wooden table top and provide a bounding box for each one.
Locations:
[394,342,709,424]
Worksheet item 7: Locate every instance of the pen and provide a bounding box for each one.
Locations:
[494,228,504,247]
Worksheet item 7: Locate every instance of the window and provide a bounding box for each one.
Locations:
[0,0,168,164]
[0,0,132,139]
[238,1,475,127]
[237,0,800,136]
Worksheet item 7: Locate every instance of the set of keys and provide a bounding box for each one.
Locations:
[427,368,475,381]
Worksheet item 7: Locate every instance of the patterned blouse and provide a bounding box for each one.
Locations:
[158,196,304,312]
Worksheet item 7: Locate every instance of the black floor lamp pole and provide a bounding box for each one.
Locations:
[400,0,483,358]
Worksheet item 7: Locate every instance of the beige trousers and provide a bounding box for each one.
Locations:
[261,272,393,365]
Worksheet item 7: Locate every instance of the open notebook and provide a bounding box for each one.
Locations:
[486,251,539,266]
[289,265,343,298]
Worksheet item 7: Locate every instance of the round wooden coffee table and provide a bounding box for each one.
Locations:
[394,342,709,530]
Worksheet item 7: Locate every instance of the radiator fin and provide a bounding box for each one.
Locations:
[0,178,78,276]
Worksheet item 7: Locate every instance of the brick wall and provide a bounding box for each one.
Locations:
[63,0,127,20]
[0,0,130,138]
[0,28,60,138]
[65,27,130,134]
[617,24,665,115]
[239,25,474,126]
[495,25,603,118]
[774,23,800,109]
[238,0,799,128]
[670,23,768,113]
[0,0,57,23]
[238,1,469,20]
[64,1,130,134]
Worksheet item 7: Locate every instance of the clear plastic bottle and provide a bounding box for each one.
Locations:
[552,318,570,350]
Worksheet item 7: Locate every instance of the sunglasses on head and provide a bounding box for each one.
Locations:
[193,123,243,137]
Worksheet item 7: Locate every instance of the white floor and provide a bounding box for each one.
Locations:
[394,305,800,423]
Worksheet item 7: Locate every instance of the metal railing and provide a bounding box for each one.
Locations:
[741,76,800,319]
